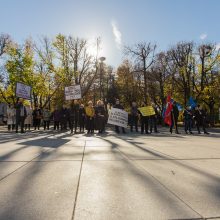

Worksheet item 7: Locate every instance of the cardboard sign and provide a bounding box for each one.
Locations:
[107,108,128,128]
[138,106,155,116]
[65,85,82,100]
[16,82,32,100]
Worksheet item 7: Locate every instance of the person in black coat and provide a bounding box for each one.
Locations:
[60,105,69,131]
[15,98,27,133]
[114,99,126,134]
[170,101,180,134]
[32,106,42,130]
[194,105,209,134]
[79,104,86,133]
[130,101,139,132]
[149,103,158,133]
[95,100,106,134]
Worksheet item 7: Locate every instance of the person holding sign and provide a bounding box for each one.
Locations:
[114,99,126,134]
[139,102,149,134]
[15,98,27,133]
[130,101,139,132]
[85,101,95,134]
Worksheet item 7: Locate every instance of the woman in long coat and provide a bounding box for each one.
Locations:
[7,104,16,131]
[24,105,33,131]
[95,100,106,134]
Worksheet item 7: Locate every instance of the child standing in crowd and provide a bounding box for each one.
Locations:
[7,104,16,131]
[85,101,95,134]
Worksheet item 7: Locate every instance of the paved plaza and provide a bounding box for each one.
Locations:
[0,127,220,220]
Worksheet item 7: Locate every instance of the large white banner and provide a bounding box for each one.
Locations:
[16,82,32,100]
[107,108,128,128]
[65,85,82,100]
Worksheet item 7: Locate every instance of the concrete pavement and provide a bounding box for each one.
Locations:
[0,127,220,220]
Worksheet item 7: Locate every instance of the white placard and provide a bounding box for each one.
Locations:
[107,108,128,128]
[65,85,82,100]
[16,82,32,100]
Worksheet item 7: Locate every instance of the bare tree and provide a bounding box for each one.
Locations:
[124,42,156,101]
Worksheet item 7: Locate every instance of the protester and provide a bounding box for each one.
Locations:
[113,99,126,134]
[32,106,42,130]
[183,106,193,134]
[85,101,95,134]
[60,105,69,131]
[53,106,60,131]
[139,102,149,134]
[7,104,16,131]
[43,107,51,130]
[15,98,27,133]
[79,104,86,133]
[24,104,32,131]
[95,100,106,134]
[170,101,180,134]
[69,100,80,134]
[194,105,209,134]
[130,101,139,132]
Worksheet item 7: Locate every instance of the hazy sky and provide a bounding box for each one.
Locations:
[0,0,219,67]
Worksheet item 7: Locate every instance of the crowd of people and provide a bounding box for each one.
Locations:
[3,98,210,135]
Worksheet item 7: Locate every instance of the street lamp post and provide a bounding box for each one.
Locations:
[99,57,106,100]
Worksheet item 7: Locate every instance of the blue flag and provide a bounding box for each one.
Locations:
[188,97,197,108]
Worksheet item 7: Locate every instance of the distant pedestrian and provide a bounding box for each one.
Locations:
[53,106,60,130]
[33,106,42,130]
[95,100,106,134]
[79,104,86,133]
[170,101,179,134]
[24,104,32,131]
[60,105,69,131]
[139,102,149,134]
[194,105,209,134]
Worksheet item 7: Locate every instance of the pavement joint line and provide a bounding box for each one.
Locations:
[71,140,86,220]
[113,143,204,219]
[0,148,52,183]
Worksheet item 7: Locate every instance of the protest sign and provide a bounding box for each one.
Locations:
[107,108,128,128]
[138,106,155,116]
[65,85,82,100]
[15,82,32,100]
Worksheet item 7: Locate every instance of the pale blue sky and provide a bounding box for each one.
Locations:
[0,0,219,67]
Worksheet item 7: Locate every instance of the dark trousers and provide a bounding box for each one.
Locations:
[34,119,41,130]
[141,117,149,134]
[44,120,50,130]
[60,120,67,130]
[149,116,157,133]
[54,121,60,130]
[196,120,207,133]
[87,117,94,133]
[79,117,85,132]
[16,117,25,133]
[115,125,125,133]
[130,115,138,132]
[8,124,15,131]
[25,124,31,130]
[170,117,179,134]
[185,119,192,132]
